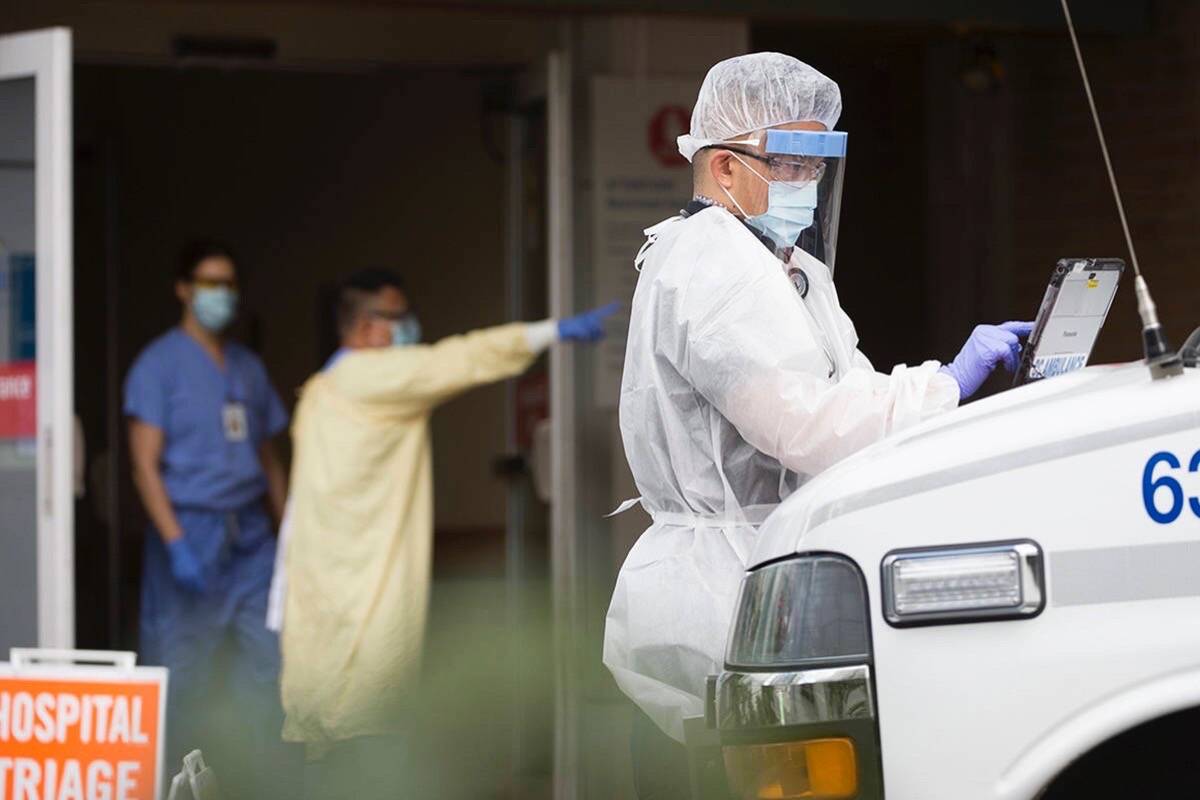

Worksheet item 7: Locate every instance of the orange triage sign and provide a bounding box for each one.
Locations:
[0,678,162,800]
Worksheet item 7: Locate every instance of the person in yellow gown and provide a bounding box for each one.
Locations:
[277,268,613,790]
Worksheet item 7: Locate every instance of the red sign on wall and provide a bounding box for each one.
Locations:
[0,361,37,439]
[647,105,692,168]
[515,371,548,453]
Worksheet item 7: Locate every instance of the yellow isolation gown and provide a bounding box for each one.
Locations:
[280,323,539,744]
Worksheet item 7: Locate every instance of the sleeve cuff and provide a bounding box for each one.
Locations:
[930,366,962,407]
[524,319,559,354]
[124,408,165,429]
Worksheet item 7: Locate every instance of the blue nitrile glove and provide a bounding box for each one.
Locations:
[167,537,208,594]
[940,321,1035,401]
[557,302,620,343]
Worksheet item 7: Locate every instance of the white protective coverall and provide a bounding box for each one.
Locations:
[281,322,552,744]
[603,206,960,741]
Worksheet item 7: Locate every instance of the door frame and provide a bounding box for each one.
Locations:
[545,46,585,800]
[0,27,75,648]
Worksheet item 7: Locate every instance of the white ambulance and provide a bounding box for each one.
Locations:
[703,345,1200,799]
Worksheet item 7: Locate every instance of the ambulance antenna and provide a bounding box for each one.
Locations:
[1059,0,1182,378]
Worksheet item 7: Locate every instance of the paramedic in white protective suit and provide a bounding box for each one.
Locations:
[603,52,1033,797]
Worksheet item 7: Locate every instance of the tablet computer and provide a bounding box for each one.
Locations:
[1013,258,1124,387]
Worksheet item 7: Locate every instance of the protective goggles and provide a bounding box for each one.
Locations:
[722,129,849,271]
[715,129,847,183]
[192,278,239,291]
[368,308,415,323]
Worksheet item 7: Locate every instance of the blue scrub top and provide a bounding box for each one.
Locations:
[124,328,289,512]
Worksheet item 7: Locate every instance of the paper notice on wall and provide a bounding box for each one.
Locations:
[591,76,698,408]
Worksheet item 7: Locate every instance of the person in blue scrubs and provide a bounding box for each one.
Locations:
[125,240,294,796]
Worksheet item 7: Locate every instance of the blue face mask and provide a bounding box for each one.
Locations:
[725,154,819,253]
[391,315,422,346]
[745,180,818,252]
[192,287,238,332]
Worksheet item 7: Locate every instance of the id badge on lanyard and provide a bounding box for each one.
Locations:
[223,369,249,443]
[223,403,248,442]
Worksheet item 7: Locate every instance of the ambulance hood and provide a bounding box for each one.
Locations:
[750,362,1200,566]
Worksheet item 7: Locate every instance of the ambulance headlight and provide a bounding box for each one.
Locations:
[726,555,870,669]
[882,541,1045,627]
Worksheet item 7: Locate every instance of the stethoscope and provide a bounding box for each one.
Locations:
[749,233,839,379]
[787,265,810,299]
[786,263,839,379]
[678,200,836,378]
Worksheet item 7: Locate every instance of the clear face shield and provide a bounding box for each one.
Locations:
[724,129,847,271]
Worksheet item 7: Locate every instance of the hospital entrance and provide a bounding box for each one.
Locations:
[71,53,566,798]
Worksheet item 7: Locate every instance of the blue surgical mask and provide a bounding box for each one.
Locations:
[724,153,819,253]
[192,287,238,332]
[391,315,422,346]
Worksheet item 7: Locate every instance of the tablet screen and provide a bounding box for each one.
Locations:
[1017,259,1123,384]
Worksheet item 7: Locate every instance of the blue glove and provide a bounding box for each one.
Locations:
[558,302,620,343]
[167,537,208,594]
[940,321,1035,401]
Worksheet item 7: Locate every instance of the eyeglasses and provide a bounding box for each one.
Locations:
[709,146,827,185]
[193,278,238,291]
[367,308,413,323]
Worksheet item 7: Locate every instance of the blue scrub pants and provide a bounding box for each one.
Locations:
[141,502,299,798]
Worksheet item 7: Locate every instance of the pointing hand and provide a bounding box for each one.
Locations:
[558,302,621,343]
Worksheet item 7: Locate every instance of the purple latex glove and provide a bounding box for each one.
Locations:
[940,321,1035,401]
[167,537,208,594]
[558,302,620,343]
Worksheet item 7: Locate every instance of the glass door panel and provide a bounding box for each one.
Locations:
[0,28,74,651]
